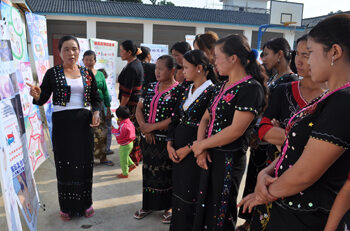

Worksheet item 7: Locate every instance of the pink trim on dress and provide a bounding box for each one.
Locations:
[207,76,252,137]
[148,81,179,124]
[274,81,350,177]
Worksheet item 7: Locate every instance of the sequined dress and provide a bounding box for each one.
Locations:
[266,86,350,230]
[193,77,264,231]
[167,81,214,231]
[140,81,181,210]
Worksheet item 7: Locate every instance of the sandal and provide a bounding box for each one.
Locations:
[117,173,128,178]
[129,165,137,173]
[133,209,152,220]
[85,206,95,218]
[60,211,71,221]
[162,210,172,224]
[100,160,114,166]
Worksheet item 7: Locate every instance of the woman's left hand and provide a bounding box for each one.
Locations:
[140,123,155,134]
[90,111,100,127]
[237,192,266,214]
[192,140,205,157]
[175,147,189,162]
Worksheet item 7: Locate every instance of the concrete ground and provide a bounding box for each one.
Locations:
[0,138,247,231]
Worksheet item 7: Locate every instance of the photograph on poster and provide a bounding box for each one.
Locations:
[0,75,15,99]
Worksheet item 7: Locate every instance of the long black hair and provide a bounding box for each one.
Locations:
[216,34,268,110]
[308,14,350,58]
[183,50,218,84]
[137,46,150,62]
[157,55,177,70]
[121,40,138,57]
[83,50,96,61]
[263,37,292,62]
[171,41,192,55]
[58,35,80,52]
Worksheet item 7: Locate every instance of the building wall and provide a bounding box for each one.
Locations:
[205,27,243,38]
[96,22,143,46]
[153,24,196,49]
[251,31,283,49]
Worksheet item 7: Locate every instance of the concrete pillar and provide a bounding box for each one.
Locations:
[284,31,295,49]
[143,22,153,44]
[195,26,205,35]
[243,29,253,48]
[86,19,96,39]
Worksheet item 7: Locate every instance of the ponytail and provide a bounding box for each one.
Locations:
[183,50,218,84]
[217,34,268,112]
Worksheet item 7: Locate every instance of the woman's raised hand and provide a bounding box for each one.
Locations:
[26,83,41,101]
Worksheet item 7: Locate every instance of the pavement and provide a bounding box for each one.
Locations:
[0,138,247,231]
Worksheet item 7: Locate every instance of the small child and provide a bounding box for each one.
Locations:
[324,172,350,231]
[112,106,136,178]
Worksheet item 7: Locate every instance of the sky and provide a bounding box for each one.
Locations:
[143,0,350,19]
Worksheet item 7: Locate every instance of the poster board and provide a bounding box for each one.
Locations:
[90,38,119,111]
[140,43,168,64]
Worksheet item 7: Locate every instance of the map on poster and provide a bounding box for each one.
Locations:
[1,1,29,63]
[90,38,119,111]
[77,37,90,67]
[140,43,168,64]
[0,96,40,231]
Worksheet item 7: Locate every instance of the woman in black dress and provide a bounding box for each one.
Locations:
[167,50,216,231]
[248,35,325,231]
[239,14,350,231]
[237,37,298,231]
[138,46,157,86]
[191,34,267,231]
[134,55,181,223]
[118,40,144,165]
[27,36,101,220]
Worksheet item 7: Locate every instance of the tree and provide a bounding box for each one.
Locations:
[158,0,175,6]
[149,0,157,5]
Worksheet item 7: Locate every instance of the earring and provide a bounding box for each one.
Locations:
[198,70,200,73]
[277,58,280,64]
[331,56,335,66]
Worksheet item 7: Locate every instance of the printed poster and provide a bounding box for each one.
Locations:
[90,38,119,111]
[1,1,29,63]
[25,12,53,145]
[0,95,40,231]
[140,43,168,64]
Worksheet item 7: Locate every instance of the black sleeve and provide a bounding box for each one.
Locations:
[311,93,350,149]
[120,67,137,98]
[235,81,264,115]
[33,68,54,106]
[262,84,285,120]
[89,70,102,112]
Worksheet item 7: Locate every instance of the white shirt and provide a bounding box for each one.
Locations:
[183,80,212,111]
[54,77,90,112]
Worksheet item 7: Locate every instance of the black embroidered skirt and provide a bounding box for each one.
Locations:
[170,124,201,231]
[193,147,246,231]
[141,136,172,211]
[52,109,94,216]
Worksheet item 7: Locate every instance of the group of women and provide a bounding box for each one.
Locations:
[26,13,350,230]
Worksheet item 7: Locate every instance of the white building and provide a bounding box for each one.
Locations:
[25,0,303,69]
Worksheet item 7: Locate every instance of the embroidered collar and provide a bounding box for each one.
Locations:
[183,80,212,111]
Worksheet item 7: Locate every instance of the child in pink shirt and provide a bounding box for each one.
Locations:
[112,106,136,178]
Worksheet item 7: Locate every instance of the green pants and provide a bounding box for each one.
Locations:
[119,142,135,175]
